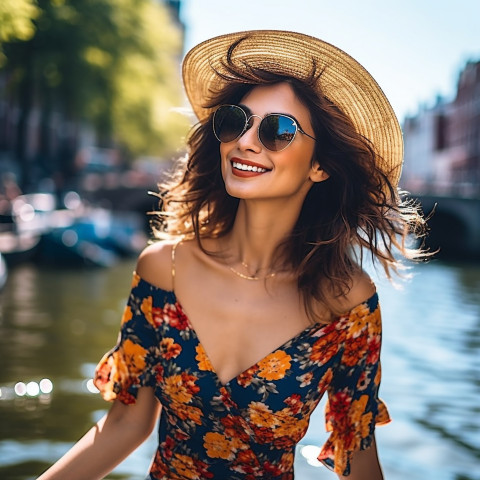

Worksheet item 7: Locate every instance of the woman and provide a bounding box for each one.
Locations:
[38,30,427,480]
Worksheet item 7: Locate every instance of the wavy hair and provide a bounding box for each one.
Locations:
[152,43,429,318]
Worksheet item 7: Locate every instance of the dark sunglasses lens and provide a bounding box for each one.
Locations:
[213,106,246,143]
[260,115,297,151]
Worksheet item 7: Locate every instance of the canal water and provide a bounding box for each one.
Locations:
[0,258,479,480]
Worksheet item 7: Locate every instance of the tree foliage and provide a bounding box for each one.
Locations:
[0,0,39,47]
[1,0,188,187]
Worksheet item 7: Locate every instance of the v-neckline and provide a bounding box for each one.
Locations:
[137,275,348,388]
[176,298,334,387]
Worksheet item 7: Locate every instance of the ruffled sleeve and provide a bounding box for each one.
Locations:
[318,293,391,476]
[94,273,160,404]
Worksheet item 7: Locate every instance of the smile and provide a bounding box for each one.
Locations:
[232,161,268,173]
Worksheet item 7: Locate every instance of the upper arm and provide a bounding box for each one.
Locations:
[107,387,161,437]
[338,436,383,480]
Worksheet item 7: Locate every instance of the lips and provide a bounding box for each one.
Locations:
[230,158,271,175]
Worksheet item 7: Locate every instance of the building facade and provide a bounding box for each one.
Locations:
[401,60,480,197]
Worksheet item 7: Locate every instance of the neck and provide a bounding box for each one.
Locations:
[222,199,301,274]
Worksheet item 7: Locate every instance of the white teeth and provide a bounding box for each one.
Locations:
[232,161,267,173]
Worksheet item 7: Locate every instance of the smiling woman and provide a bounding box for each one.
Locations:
[37,30,430,480]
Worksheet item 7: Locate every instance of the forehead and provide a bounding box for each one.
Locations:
[239,83,311,121]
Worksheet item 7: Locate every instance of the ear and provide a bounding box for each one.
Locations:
[309,162,330,183]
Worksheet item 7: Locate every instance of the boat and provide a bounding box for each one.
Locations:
[37,208,147,267]
[0,230,41,266]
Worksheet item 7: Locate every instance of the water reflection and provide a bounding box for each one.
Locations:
[0,260,479,480]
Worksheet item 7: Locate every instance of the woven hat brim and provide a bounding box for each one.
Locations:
[182,30,403,188]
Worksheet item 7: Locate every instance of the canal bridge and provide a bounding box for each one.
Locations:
[413,194,480,259]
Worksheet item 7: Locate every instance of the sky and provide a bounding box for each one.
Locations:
[179,0,479,122]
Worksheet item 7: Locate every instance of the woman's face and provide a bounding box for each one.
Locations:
[219,82,328,205]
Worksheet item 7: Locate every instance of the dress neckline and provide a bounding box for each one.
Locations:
[132,272,378,387]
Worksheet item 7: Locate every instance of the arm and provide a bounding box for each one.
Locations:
[338,436,384,480]
[37,387,161,480]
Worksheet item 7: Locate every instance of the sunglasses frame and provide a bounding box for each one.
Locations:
[213,104,316,152]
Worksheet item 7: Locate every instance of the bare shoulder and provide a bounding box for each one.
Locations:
[135,240,177,290]
[335,269,377,313]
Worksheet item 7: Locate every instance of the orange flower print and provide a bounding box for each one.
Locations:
[218,386,238,410]
[170,402,203,425]
[234,449,260,468]
[374,363,382,386]
[251,425,275,444]
[117,389,136,405]
[191,458,213,480]
[249,402,278,428]
[170,453,199,479]
[131,272,140,288]
[272,434,295,449]
[195,344,213,371]
[330,431,350,474]
[139,296,165,328]
[366,334,381,364]
[94,348,138,403]
[350,396,371,426]
[263,460,283,477]
[283,394,303,415]
[221,414,251,443]
[94,354,117,401]
[347,303,370,338]
[150,451,169,477]
[151,306,166,328]
[327,390,352,424]
[376,400,391,425]
[160,337,182,359]
[279,451,295,471]
[367,308,382,335]
[164,303,189,330]
[164,373,199,404]
[296,371,313,387]
[140,296,154,327]
[275,410,309,439]
[237,364,257,387]
[257,350,291,381]
[121,306,133,325]
[310,330,340,364]
[318,368,334,394]
[94,273,390,479]
[342,331,368,366]
[154,364,164,383]
[122,339,147,374]
[203,432,235,460]
[357,369,372,391]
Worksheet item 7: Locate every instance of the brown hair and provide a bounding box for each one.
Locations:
[152,50,429,318]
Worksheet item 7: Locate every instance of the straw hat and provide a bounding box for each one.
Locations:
[182,30,403,188]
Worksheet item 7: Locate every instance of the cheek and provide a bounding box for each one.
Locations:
[219,143,230,179]
[219,142,228,159]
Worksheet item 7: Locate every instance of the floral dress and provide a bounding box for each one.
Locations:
[94,273,390,479]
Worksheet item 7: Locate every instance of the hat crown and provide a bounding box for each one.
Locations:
[182,30,403,188]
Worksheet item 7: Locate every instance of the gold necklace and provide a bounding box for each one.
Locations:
[229,261,276,281]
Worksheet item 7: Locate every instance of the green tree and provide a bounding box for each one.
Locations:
[0,0,39,59]
[1,0,187,189]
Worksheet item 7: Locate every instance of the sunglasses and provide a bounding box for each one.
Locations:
[212,104,316,152]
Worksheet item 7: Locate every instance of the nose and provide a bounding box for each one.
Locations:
[236,115,262,152]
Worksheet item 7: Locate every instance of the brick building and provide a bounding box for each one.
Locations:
[402,60,480,197]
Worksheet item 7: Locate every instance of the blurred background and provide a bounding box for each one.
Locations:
[0,1,479,479]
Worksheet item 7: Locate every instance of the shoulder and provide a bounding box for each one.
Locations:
[135,240,178,291]
[332,269,377,314]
